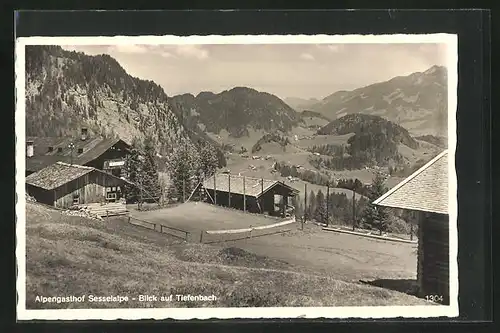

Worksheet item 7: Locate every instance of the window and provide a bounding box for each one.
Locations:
[106,192,117,201]
[48,146,54,152]
[77,148,84,154]
[106,186,118,202]
[57,147,63,153]
[72,194,80,205]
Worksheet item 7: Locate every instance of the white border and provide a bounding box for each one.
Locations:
[15,34,458,320]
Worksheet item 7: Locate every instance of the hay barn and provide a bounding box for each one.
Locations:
[199,174,299,217]
[373,150,450,304]
[26,162,130,209]
[25,128,131,177]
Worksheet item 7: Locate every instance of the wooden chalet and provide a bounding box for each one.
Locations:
[373,150,450,304]
[25,128,131,178]
[199,174,299,217]
[26,161,131,209]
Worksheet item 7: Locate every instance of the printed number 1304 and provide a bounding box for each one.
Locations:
[425,295,444,303]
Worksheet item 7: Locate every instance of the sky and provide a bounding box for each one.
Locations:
[61,43,449,100]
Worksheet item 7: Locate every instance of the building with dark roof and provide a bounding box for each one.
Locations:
[198,173,299,217]
[26,162,130,209]
[25,128,131,177]
[373,150,450,304]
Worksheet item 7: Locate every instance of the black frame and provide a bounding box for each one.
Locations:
[7,8,492,332]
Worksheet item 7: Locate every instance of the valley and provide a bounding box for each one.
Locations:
[22,43,452,311]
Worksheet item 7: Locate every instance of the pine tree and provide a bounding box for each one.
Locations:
[167,143,200,202]
[306,190,316,221]
[123,144,142,203]
[198,141,219,180]
[141,134,161,203]
[291,195,303,220]
[314,190,328,224]
[362,173,389,234]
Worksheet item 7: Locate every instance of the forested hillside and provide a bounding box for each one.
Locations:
[308,65,448,136]
[310,114,419,170]
[25,45,224,165]
[170,87,302,138]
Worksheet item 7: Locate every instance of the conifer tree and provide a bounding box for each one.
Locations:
[198,141,219,180]
[123,143,142,203]
[141,134,161,203]
[306,190,316,221]
[167,142,200,202]
[314,190,328,224]
[362,173,389,234]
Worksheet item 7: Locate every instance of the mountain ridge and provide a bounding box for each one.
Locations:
[171,86,302,138]
[24,45,224,162]
[307,65,448,137]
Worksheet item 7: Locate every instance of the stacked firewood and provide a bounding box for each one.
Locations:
[64,206,103,221]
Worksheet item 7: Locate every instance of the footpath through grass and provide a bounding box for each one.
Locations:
[25,202,431,309]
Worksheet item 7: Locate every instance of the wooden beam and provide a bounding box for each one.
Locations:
[228,174,231,207]
[304,183,307,222]
[204,188,215,204]
[260,178,264,213]
[243,176,246,213]
[326,183,330,226]
[213,174,217,205]
[185,182,201,203]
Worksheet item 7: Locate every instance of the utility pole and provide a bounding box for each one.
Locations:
[138,174,143,210]
[352,189,356,231]
[326,182,330,227]
[68,142,75,165]
[304,183,307,223]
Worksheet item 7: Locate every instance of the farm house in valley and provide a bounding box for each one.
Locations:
[26,162,131,209]
[373,150,450,304]
[25,128,131,177]
[199,174,299,217]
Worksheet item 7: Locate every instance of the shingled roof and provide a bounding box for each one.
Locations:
[26,162,127,191]
[203,174,299,198]
[373,150,449,214]
[25,136,130,172]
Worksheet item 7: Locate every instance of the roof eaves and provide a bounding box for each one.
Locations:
[372,149,448,206]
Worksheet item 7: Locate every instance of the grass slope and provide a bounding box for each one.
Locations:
[26,203,430,309]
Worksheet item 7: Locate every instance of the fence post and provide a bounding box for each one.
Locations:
[200,231,204,243]
[260,178,264,213]
[228,174,231,207]
[128,215,131,224]
[352,190,356,231]
[326,183,330,226]
[214,174,217,205]
[304,183,307,222]
[106,210,109,221]
[182,179,186,203]
[243,176,246,213]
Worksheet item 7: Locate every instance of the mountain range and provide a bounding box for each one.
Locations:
[24,45,447,167]
[290,65,448,137]
[284,97,321,111]
[170,87,302,138]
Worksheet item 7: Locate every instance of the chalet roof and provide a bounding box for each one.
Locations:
[25,136,130,172]
[203,174,299,198]
[373,150,449,214]
[25,162,127,191]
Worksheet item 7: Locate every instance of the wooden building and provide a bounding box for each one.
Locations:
[373,150,450,304]
[200,174,299,217]
[26,162,130,209]
[25,128,131,177]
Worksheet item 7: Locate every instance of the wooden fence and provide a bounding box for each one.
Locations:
[199,218,297,244]
[127,216,190,241]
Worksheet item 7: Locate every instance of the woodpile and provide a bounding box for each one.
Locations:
[64,206,103,221]
[25,193,37,202]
